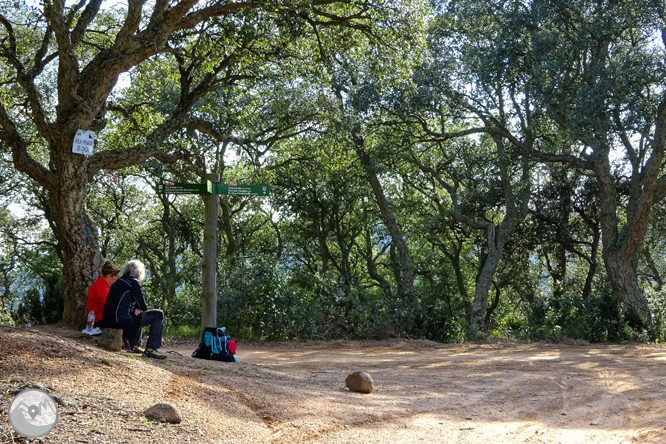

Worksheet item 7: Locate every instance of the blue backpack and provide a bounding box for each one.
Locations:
[192,327,237,362]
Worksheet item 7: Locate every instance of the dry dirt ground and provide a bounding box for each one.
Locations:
[1,325,666,443]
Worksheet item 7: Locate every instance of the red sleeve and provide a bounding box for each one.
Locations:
[87,278,109,320]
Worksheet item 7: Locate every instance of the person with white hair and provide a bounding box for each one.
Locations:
[101,259,167,360]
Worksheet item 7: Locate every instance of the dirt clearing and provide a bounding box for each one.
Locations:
[1,325,665,443]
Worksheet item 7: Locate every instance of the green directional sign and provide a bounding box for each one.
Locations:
[158,182,269,196]
[212,183,270,196]
[158,181,212,195]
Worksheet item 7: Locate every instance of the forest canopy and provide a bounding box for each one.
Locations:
[1,0,666,343]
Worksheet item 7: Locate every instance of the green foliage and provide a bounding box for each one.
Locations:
[216,254,405,340]
[42,271,64,324]
[14,288,43,326]
[525,289,635,343]
[165,324,201,339]
[11,271,64,326]
[0,307,13,326]
[217,256,321,340]
[3,0,666,345]
[159,287,201,331]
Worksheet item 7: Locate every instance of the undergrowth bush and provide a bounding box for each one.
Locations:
[217,257,321,340]
[216,257,397,340]
[156,254,656,345]
[525,288,636,342]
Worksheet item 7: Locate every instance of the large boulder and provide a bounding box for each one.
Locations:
[144,403,182,424]
[345,371,374,394]
[97,328,123,352]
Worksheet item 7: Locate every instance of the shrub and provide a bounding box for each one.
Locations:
[525,288,634,342]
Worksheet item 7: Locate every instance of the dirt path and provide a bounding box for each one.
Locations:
[1,326,666,443]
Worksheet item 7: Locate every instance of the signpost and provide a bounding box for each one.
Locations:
[212,183,270,196]
[157,181,212,195]
[159,179,269,328]
[201,175,219,330]
[158,182,269,196]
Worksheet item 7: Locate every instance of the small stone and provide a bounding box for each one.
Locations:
[345,371,374,394]
[144,403,181,424]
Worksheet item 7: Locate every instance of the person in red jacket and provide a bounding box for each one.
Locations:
[86,260,120,323]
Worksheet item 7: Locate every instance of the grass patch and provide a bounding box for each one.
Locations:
[166,324,200,339]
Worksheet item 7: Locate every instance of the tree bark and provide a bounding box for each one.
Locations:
[604,253,650,328]
[50,174,101,327]
[591,132,661,331]
[467,225,504,337]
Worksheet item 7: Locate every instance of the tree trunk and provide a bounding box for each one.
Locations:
[359,149,418,331]
[581,261,597,300]
[50,164,101,328]
[604,249,651,330]
[464,138,530,338]
[356,147,416,299]
[485,282,502,325]
[581,225,600,300]
[467,225,503,337]
[364,229,393,300]
[333,221,355,295]
[593,146,656,331]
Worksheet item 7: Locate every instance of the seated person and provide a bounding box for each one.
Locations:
[86,260,120,324]
[100,259,167,360]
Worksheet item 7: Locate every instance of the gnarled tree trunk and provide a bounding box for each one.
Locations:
[50,166,102,327]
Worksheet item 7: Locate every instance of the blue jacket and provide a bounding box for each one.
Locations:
[102,276,148,324]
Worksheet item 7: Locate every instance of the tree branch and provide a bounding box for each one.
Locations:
[111,0,146,51]
[71,0,104,48]
[83,113,191,180]
[0,100,55,190]
[0,14,53,137]
[176,2,262,30]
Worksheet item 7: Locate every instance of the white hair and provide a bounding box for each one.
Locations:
[120,259,146,282]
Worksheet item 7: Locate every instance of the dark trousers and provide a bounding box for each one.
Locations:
[102,310,164,350]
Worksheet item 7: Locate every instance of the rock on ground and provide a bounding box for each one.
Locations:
[97,328,123,352]
[144,402,182,424]
[346,371,374,393]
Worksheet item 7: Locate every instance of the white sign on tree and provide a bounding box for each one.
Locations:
[72,129,95,156]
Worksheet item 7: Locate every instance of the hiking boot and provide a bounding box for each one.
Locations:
[131,345,145,354]
[123,340,131,352]
[143,348,166,360]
